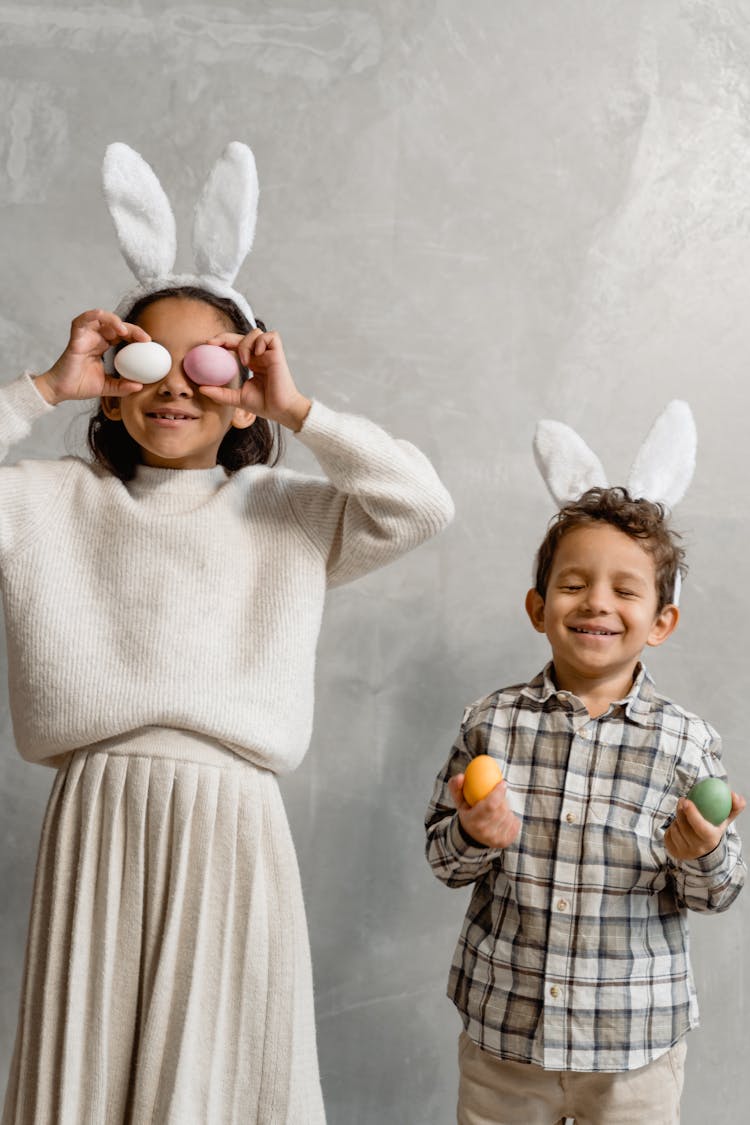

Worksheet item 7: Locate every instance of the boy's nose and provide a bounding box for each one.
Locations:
[580,584,612,613]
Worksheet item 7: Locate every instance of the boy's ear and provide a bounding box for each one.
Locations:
[647,604,679,648]
[101,397,122,421]
[525,588,547,633]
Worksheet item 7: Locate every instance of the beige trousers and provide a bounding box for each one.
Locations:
[457,1031,686,1125]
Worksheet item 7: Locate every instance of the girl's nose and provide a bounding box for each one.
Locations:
[158,362,194,396]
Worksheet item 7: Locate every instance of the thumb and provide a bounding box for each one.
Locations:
[198,385,243,407]
[727,792,746,826]
[449,774,468,810]
[102,377,144,397]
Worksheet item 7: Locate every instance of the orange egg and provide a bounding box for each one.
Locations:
[463,755,503,806]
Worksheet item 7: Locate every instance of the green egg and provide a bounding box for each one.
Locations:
[686,778,732,826]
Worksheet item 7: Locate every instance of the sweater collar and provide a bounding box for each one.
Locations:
[127,463,229,498]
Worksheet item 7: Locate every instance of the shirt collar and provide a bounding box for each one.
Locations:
[520,661,656,724]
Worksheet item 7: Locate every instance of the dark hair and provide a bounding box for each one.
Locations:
[87,285,284,480]
[533,487,686,609]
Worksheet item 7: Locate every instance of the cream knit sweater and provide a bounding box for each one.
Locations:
[0,373,453,772]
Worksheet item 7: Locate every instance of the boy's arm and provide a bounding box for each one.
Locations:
[665,736,746,913]
[425,713,517,887]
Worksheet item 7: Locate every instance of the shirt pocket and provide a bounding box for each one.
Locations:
[585,750,672,892]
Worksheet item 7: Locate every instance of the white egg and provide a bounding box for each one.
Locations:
[114,341,172,384]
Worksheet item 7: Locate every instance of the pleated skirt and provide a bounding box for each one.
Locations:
[2,729,326,1125]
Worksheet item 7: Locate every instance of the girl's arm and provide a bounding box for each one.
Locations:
[202,328,455,585]
[0,310,147,553]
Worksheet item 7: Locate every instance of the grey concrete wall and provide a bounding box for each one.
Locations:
[1,1,748,1122]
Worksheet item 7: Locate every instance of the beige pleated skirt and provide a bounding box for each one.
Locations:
[2,729,325,1125]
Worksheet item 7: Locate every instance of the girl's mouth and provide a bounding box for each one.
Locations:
[569,626,619,636]
[146,412,197,425]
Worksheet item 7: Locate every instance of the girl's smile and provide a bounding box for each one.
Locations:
[145,408,200,425]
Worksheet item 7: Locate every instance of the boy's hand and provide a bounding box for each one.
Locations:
[664,790,746,862]
[199,329,312,432]
[449,775,521,849]
[35,309,149,405]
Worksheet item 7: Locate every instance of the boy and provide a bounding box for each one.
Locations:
[426,487,745,1125]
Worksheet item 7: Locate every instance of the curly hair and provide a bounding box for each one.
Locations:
[533,487,686,609]
[87,286,284,480]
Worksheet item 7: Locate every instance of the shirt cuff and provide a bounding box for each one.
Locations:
[449,814,504,862]
[679,837,730,878]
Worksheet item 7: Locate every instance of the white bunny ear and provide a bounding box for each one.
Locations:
[534,420,609,507]
[626,400,696,509]
[192,142,259,284]
[102,143,177,282]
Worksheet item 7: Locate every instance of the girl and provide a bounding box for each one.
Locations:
[0,147,453,1125]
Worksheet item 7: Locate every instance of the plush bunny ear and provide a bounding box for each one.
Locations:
[626,400,696,509]
[192,142,259,284]
[102,143,177,282]
[533,420,609,507]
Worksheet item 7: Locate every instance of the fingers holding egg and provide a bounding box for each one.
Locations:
[205,330,263,369]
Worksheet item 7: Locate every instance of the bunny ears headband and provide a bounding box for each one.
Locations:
[102,141,259,327]
[533,400,697,603]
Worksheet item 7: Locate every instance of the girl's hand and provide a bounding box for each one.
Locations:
[449,775,521,850]
[34,309,149,406]
[199,329,312,431]
[664,790,746,862]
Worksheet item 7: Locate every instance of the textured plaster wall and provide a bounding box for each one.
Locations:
[1,2,749,1122]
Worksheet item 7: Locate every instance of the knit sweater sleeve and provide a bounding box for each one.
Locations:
[0,374,65,559]
[287,400,454,587]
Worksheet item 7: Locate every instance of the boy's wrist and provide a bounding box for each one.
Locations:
[456,817,485,849]
[676,836,729,875]
[450,814,504,858]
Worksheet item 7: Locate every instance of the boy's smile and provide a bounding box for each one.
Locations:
[525,523,679,710]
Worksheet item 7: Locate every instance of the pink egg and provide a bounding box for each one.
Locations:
[183,344,239,386]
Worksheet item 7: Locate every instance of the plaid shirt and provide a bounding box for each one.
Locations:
[425,663,745,1072]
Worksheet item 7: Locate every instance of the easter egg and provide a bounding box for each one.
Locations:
[183,344,239,387]
[114,341,172,384]
[686,777,732,826]
[463,755,503,807]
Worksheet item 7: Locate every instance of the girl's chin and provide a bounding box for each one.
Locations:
[139,448,219,470]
